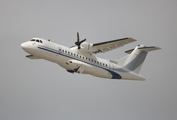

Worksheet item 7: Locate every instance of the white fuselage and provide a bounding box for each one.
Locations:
[21,38,145,80]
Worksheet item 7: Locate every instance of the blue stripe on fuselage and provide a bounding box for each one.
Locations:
[38,45,121,79]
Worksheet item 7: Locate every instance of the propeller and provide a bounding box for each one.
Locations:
[75,32,86,49]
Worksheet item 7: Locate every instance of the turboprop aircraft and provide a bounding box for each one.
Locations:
[21,32,160,80]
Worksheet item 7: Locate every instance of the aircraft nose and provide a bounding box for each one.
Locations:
[21,42,28,50]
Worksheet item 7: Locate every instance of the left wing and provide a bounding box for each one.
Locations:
[91,37,136,54]
[26,55,40,59]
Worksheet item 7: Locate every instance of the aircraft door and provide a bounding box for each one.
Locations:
[109,63,114,71]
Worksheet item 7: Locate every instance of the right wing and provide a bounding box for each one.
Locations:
[91,37,136,54]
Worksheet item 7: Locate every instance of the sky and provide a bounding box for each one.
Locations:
[0,0,177,120]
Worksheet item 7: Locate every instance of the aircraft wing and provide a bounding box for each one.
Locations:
[26,55,40,59]
[91,37,136,54]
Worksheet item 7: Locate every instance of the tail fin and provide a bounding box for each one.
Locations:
[118,45,161,73]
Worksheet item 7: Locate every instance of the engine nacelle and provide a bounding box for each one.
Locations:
[80,42,96,53]
[67,59,94,74]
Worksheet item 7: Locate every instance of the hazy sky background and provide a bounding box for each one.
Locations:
[0,0,177,120]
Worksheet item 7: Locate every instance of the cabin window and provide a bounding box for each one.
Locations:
[62,50,64,52]
[97,61,99,64]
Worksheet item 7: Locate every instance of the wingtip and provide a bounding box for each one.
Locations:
[128,37,137,41]
[156,46,161,50]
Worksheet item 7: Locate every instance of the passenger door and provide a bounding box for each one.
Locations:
[109,63,114,71]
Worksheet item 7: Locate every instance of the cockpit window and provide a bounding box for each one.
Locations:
[30,39,35,41]
[30,39,43,43]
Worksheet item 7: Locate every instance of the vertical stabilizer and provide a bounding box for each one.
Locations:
[118,45,161,74]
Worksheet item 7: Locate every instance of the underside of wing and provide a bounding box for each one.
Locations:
[92,37,136,54]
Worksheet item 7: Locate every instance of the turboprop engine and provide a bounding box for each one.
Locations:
[79,42,97,53]
[74,32,97,53]
[66,59,94,74]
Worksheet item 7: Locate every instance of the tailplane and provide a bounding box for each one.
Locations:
[118,45,161,74]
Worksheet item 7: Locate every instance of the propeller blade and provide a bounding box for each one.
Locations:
[75,32,86,49]
[80,38,87,43]
[77,32,79,42]
[75,32,80,46]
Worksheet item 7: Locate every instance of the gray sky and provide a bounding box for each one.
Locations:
[0,0,177,120]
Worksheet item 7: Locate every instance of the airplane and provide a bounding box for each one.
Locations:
[21,32,160,80]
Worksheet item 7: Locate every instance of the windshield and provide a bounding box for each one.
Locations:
[30,39,43,43]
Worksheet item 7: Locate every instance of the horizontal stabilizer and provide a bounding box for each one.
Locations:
[26,55,39,59]
[125,46,161,54]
